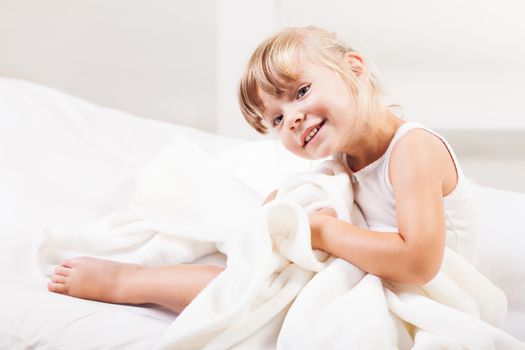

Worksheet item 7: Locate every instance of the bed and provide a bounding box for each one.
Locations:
[0,77,524,348]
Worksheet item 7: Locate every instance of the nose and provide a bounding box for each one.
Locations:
[284,108,305,131]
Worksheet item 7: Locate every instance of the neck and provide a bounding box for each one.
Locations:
[342,110,405,172]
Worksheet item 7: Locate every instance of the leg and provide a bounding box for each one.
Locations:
[48,257,223,314]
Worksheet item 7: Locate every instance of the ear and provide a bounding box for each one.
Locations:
[344,51,368,77]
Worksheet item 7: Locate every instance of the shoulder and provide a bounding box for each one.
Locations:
[392,128,448,159]
[388,128,454,189]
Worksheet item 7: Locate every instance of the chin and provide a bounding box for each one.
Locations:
[311,146,334,160]
[287,145,331,160]
[303,150,332,160]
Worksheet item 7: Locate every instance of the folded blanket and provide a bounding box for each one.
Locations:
[36,138,525,349]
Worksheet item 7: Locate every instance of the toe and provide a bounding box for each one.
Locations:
[48,281,68,294]
[60,259,74,268]
[54,265,71,276]
[51,274,66,284]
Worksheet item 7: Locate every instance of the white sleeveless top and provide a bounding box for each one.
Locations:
[336,122,479,263]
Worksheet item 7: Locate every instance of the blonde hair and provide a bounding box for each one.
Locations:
[238,26,387,134]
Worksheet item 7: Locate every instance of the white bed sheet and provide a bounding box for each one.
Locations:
[0,77,523,348]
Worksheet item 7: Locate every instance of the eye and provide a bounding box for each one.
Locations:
[272,114,283,127]
[296,85,310,99]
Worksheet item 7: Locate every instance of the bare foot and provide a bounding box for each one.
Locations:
[48,257,143,304]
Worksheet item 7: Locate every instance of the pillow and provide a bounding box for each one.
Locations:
[0,77,239,229]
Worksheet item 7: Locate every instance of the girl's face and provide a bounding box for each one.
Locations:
[258,61,362,160]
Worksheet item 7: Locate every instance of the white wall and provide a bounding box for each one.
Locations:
[0,0,217,130]
[216,0,278,140]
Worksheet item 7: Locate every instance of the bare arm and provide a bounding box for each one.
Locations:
[311,131,453,284]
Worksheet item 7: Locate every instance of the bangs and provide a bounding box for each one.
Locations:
[253,38,306,97]
[239,33,309,133]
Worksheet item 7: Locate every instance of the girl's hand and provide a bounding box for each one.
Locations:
[309,207,337,250]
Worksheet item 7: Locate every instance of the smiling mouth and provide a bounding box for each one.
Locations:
[303,120,326,147]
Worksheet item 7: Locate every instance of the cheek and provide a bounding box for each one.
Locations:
[324,82,356,111]
[282,135,298,151]
[303,94,324,114]
[281,134,305,156]
[304,92,349,122]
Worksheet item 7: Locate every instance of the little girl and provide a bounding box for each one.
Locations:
[238,25,478,285]
[48,26,474,314]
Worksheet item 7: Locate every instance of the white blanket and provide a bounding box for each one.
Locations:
[36,137,525,349]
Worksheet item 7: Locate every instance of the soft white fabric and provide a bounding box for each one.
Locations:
[0,282,169,349]
[0,77,243,349]
[217,139,326,198]
[474,186,525,338]
[35,135,262,272]
[36,143,525,349]
[0,77,241,230]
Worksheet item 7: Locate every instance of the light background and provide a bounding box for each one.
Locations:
[1,0,524,191]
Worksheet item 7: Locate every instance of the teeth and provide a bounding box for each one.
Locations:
[305,127,319,143]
